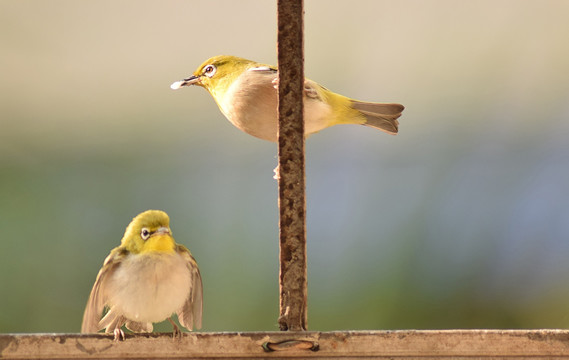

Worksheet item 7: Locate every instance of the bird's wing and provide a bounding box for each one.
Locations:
[175,244,203,331]
[249,67,325,101]
[248,65,277,74]
[80,247,127,333]
[248,65,278,86]
[98,309,126,334]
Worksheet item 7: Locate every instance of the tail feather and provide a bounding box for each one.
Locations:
[351,101,404,135]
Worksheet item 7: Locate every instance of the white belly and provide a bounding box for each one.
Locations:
[106,252,191,323]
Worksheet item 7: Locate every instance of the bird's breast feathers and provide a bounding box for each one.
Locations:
[106,252,192,323]
[217,68,332,142]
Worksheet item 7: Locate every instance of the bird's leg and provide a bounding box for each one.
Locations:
[303,81,319,99]
[168,317,182,339]
[113,327,125,341]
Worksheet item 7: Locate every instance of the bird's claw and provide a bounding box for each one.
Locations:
[272,78,319,99]
[168,317,183,339]
[113,328,125,341]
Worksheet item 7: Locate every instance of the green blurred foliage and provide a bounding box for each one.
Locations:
[1,0,569,333]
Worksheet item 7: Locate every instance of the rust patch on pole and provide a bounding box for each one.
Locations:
[277,0,307,331]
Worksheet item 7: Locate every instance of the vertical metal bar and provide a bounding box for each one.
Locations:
[276,0,307,331]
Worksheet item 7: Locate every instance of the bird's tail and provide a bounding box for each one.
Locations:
[351,100,404,135]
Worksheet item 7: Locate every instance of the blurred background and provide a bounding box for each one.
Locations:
[1,0,569,333]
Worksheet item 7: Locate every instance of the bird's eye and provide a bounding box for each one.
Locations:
[203,64,216,78]
[140,228,151,240]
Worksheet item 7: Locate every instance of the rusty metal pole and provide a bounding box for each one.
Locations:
[276,0,307,331]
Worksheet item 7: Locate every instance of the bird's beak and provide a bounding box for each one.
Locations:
[170,75,200,90]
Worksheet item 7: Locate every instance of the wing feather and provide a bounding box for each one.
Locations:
[175,245,203,331]
[80,247,127,333]
[352,101,404,134]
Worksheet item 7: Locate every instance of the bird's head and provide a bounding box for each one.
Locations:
[121,210,175,254]
[170,55,257,100]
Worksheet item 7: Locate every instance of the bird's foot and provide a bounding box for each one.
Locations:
[113,328,125,341]
[272,78,319,99]
[168,317,182,339]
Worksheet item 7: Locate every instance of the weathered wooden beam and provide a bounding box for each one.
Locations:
[276,0,307,331]
[3,330,569,359]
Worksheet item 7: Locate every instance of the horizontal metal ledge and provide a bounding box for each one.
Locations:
[2,330,569,359]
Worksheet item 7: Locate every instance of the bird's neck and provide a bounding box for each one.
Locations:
[139,234,176,254]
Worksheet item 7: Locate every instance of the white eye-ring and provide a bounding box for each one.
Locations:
[203,64,216,78]
[141,228,151,240]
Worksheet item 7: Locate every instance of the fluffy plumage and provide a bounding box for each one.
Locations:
[81,210,202,340]
[172,55,404,142]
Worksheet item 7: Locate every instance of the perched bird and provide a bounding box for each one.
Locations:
[171,55,404,142]
[81,210,202,341]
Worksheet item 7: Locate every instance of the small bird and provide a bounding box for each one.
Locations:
[81,210,202,341]
[171,55,404,142]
